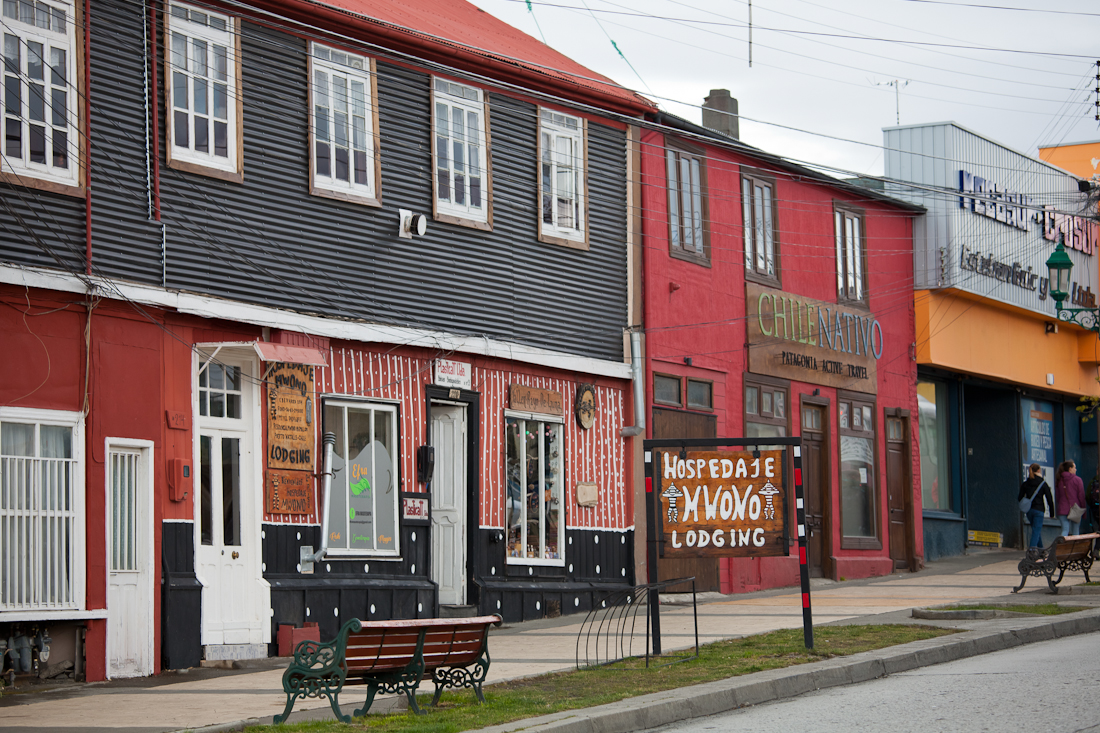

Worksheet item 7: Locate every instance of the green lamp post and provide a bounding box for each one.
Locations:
[1045,241,1099,331]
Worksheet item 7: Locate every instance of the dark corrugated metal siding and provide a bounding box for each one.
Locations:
[0,181,85,273]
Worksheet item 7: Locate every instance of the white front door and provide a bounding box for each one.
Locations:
[195,354,269,657]
[431,404,467,606]
[107,442,153,678]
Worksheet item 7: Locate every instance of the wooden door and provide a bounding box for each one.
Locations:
[431,404,467,606]
[885,415,911,571]
[652,408,719,593]
[800,404,828,578]
[107,442,154,678]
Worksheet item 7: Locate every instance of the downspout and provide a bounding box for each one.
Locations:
[621,330,645,437]
[82,0,92,275]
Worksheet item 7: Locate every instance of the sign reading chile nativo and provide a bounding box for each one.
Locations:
[746,283,882,394]
[658,449,787,558]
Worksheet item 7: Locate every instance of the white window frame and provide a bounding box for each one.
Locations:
[431,77,490,228]
[164,2,242,181]
[538,108,587,248]
[835,206,866,303]
[323,396,401,559]
[308,42,380,206]
[0,0,81,190]
[0,406,85,615]
[504,409,565,567]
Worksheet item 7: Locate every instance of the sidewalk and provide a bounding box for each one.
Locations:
[1,549,1094,733]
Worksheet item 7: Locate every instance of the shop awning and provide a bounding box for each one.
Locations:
[253,341,328,367]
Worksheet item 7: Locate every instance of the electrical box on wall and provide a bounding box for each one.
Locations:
[167,457,192,502]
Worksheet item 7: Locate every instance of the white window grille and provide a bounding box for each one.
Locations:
[539,109,585,245]
[1,0,79,187]
[310,43,377,201]
[432,78,488,223]
[0,408,84,612]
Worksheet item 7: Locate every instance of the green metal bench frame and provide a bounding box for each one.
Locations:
[275,615,499,724]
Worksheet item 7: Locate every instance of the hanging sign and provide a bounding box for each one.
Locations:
[657,449,787,558]
[264,469,315,514]
[266,362,315,470]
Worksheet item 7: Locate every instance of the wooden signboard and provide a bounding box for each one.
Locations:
[657,449,787,558]
[267,362,316,470]
[746,283,880,394]
[509,384,563,416]
[265,469,315,514]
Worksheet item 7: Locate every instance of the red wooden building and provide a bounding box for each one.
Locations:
[641,96,925,592]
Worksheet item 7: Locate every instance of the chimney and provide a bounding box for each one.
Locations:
[702,89,738,140]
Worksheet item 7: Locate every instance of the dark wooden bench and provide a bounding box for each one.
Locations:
[275,614,502,723]
[1013,533,1098,594]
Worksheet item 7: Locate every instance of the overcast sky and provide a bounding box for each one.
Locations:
[467,0,1099,179]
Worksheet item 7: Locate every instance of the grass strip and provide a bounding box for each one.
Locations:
[942,603,1087,615]
[252,624,952,733]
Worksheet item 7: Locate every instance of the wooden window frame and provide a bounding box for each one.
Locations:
[653,372,683,408]
[837,390,881,550]
[665,137,710,267]
[744,373,789,429]
[835,202,868,307]
[537,107,588,250]
[163,2,244,184]
[741,168,780,286]
[0,0,85,195]
[307,43,382,208]
[431,77,492,231]
[685,378,713,412]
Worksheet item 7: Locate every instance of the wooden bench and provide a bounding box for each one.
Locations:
[275,614,502,724]
[1012,533,1098,595]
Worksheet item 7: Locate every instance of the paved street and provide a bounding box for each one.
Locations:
[0,550,1090,732]
[648,630,1100,733]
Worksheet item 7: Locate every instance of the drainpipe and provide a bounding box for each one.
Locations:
[621,330,645,438]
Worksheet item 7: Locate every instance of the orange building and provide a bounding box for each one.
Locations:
[1038,139,1100,181]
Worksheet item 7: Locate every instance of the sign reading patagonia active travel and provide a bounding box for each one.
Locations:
[657,449,787,558]
[746,283,880,394]
[266,362,315,471]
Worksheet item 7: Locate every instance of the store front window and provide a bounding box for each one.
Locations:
[839,395,877,545]
[744,376,788,445]
[917,380,952,512]
[505,414,563,564]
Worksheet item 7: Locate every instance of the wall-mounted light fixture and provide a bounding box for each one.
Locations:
[398,209,428,239]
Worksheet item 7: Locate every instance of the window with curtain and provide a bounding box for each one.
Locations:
[742,172,778,282]
[433,78,488,224]
[666,142,708,263]
[835,205,867,303]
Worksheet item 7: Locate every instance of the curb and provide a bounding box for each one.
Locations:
[474,609,1100,733]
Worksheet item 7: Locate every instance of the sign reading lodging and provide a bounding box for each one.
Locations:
[264,469,315,514]
[267,362,316,471]
[657,449,787,558]
[509,384,564,416]
[746,283,880,394]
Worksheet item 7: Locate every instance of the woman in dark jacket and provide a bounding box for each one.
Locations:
[1019,463,1054,548]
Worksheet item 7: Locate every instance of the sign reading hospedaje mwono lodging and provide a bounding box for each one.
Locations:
[657,449,787,558]
[746,283,882,394]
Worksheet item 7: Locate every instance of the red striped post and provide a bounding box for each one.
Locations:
[793,443,814,649]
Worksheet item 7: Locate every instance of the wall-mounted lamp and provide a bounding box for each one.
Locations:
[812,388,820,396]
[398,209,428,239]
[683,357,693,366]
[1044,322,1058,334]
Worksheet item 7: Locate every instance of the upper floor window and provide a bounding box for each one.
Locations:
[432,78,488,227]
[836,205,866,303]
[666,141,708,264]
[539,108,586,248]
[165,4,241,181]
[309,43,379,205]
[742,172,778,283]
[1,0,80,189]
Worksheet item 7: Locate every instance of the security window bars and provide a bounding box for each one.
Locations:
[539,108,585,245]
[0,410,82,612]
[167,4,237,175]
[433,78,487,223]
[1,0,78,187]
[836,207,866,303]
[310,44,377,201]
[323,400,400,556]
[505,414,563,565]
[742,174,777,281]
[667,145,707,262]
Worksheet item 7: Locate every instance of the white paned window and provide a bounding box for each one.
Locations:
[323,399,400,557]
[0,408,84,613]
[166,3,238,175]
[539,109,585,245]
[1,0,79,187]
[505,412,564,566]
[433,78,488,223]
[836,208,866,302]
[310,43,377,201]
[743,174,776,279]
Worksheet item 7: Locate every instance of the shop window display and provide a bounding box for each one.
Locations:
[506,415,563,563]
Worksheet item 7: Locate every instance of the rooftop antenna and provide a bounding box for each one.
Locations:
[748,0,752,68]
[875,79,910,125]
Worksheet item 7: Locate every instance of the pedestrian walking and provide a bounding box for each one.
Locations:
[1018,464,1054,549]
[1054,460,1087,537]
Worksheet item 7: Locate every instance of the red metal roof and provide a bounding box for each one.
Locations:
[297,0,655,114]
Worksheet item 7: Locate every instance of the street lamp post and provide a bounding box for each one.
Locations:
[1045,241,1100,332]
